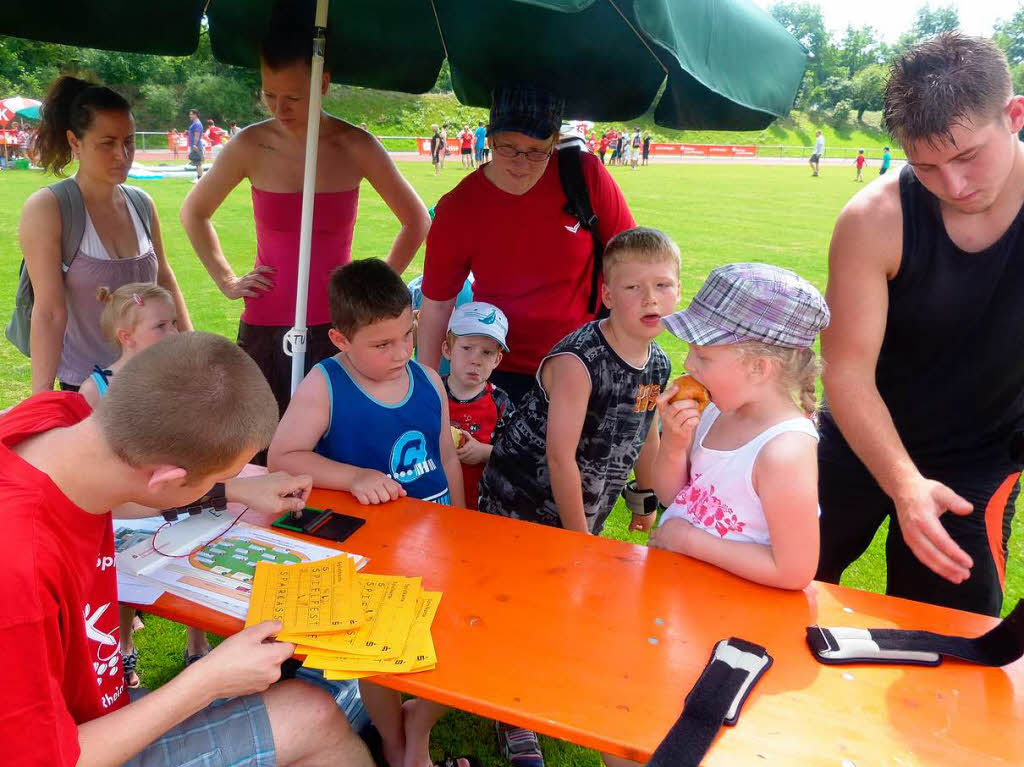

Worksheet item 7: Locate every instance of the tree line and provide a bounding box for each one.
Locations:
[773,2,1024,125]
[0,3,1022,132]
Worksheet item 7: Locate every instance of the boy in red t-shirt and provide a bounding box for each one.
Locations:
[441,302,515,509]
[0,332,372,767]
[855,148,866,182]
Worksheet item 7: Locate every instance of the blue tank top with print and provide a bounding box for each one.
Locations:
[316,356,450,504]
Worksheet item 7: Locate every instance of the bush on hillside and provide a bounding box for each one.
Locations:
[829,99,853,127]
[181,74,263,129]
[136,84,178,128]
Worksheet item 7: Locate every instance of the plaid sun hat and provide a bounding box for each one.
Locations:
[489,83,565,140]
[663,263,829,349]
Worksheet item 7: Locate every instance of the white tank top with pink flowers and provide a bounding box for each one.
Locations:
[659,403,819,545]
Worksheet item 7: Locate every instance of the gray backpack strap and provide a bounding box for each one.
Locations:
[48,177,86,272]
[120,185,153,242]
[6,178,86,356]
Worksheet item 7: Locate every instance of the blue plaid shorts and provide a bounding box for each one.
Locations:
[122,693,275,767]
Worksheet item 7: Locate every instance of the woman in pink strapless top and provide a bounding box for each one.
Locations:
[181,20,429,418]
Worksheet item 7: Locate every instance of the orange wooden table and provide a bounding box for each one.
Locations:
[129,488,1024,765]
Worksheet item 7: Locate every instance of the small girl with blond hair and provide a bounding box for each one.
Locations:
[649,263,830,590]
[79,282,179,401]
[80,282,209,687]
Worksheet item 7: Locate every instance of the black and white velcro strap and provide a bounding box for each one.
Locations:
[648,638,772,767]
[806,600,1024,667]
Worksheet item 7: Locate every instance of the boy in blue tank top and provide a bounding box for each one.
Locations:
[268,259,463,507]
[268,259,462,767]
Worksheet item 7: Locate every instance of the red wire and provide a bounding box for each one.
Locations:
[151,507,250,559]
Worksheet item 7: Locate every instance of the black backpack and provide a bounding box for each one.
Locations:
[6,177,152,356]
[556,145,607,318]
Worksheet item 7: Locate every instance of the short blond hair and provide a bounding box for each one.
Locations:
[97,282,173,349]
[736,341,821,415]
[445,330,502,350]
[602,226,680,279]
[96,332,279,478]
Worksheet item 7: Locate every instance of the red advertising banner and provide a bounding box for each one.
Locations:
[414,138,758,158]
[644,143,759,157]
[417,137,463,155]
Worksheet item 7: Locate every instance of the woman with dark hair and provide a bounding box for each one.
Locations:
[180,15,429,418]
[18,76,191,394]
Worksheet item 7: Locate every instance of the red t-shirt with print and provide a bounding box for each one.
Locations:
[445,380,514,510]
[423,150,635,374]
[0,393,126,767]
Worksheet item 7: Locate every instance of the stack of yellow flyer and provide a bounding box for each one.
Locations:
[245,555,441,679]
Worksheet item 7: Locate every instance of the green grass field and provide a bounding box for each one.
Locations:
[0,160,1018,766]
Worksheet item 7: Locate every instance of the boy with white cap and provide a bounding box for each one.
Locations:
[442,302,516,509]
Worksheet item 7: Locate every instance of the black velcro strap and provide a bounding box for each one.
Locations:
[807,599,1024,667]
[648,638,772,767]
[556,146,603,316]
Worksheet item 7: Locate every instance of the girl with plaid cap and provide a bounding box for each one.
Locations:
[649,263,830,590]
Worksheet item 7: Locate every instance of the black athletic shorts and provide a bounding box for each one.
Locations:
[236,320,337,419]
[817,453,1020,617]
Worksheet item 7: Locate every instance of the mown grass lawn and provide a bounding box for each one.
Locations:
[0,159,1017,766]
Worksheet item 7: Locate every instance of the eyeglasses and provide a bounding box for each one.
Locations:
[492,143,553,163]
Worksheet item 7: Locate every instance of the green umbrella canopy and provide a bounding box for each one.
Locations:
[0,0,806,130]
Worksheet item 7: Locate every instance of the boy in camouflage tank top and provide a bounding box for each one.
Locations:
[479,227,680,534]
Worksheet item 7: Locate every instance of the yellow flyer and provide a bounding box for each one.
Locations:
[307,592,442,676]
[287,574,421,657]
[246,556,364,635]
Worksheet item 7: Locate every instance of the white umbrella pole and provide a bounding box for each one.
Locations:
[286,0,329,395]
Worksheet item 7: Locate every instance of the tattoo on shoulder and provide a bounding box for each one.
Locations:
[256,143,276,152]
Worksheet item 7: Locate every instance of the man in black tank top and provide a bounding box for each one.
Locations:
[817,33,1024,617]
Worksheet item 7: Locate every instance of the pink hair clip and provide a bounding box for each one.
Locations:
[132,293,144,306]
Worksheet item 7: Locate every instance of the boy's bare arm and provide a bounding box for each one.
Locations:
[425,367,466,507]
[416,297,456,371]
[542,355,591,534]
[632,417,660,489]
[267,369,403,504]
[628,419,661,532]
